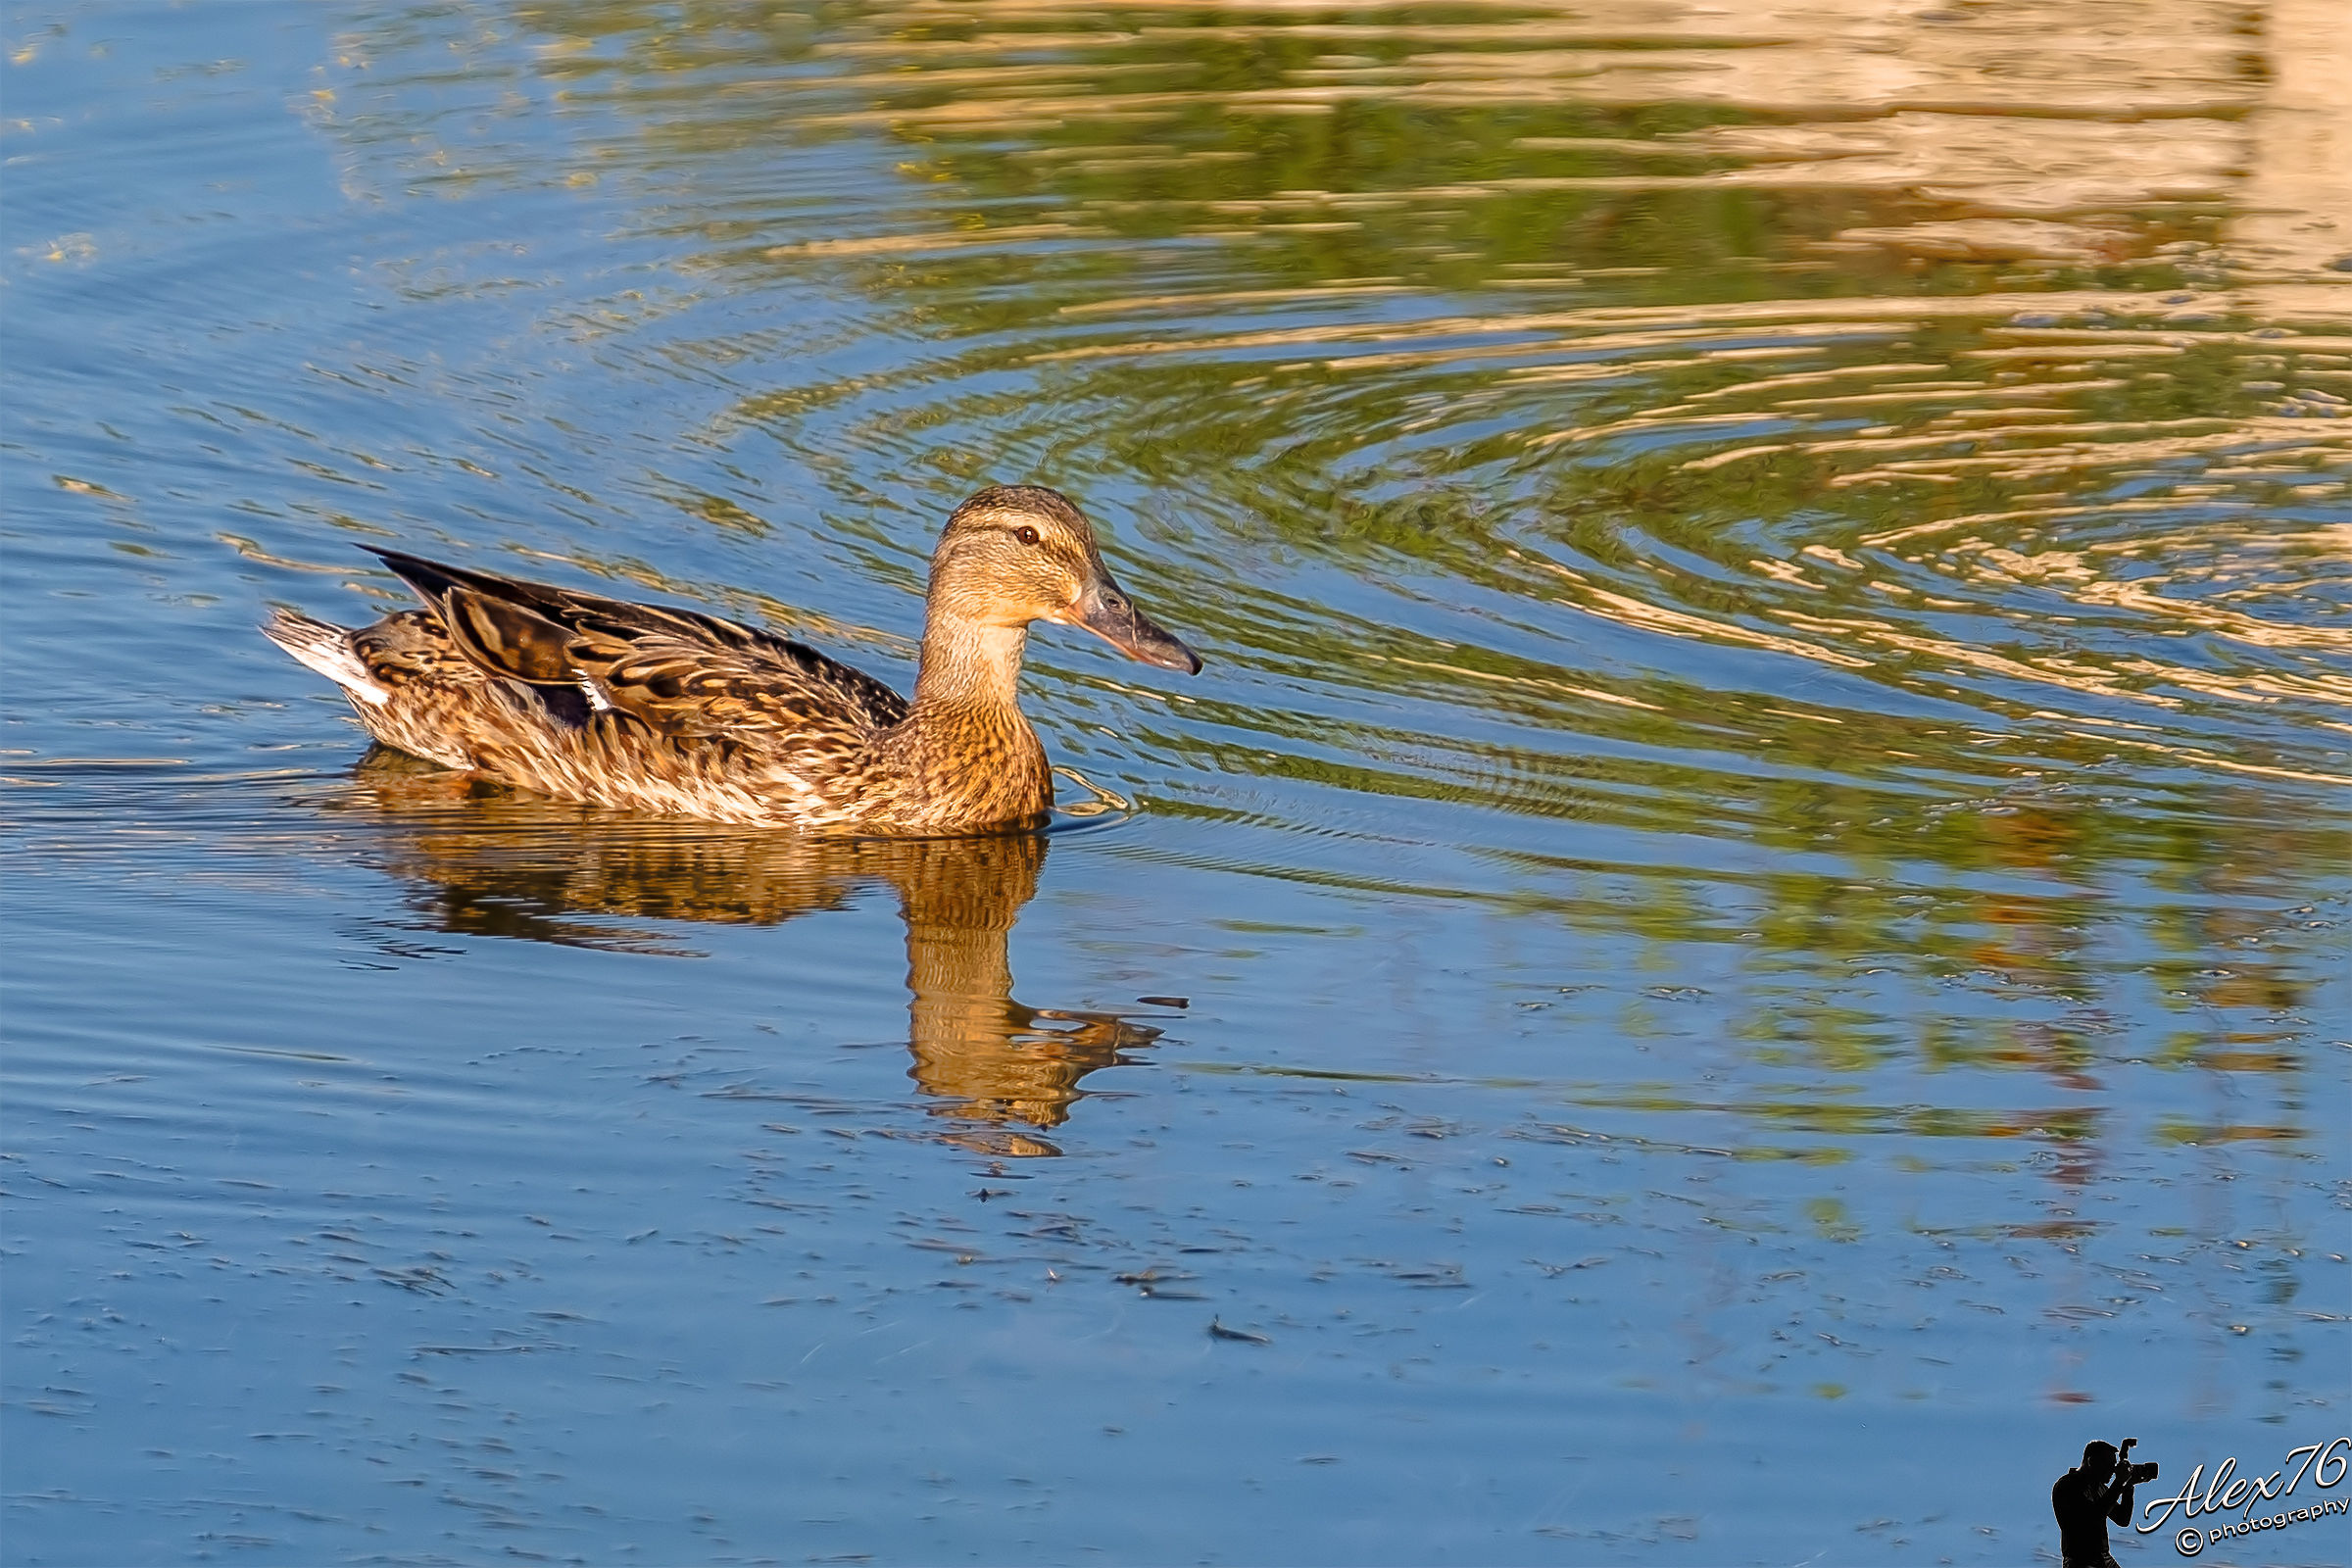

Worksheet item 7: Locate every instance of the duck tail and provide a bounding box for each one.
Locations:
[262,608,389,707]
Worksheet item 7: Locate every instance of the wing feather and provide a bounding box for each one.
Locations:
[363,546,909,747]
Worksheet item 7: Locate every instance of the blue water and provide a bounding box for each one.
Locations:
[4,3,2347,1563]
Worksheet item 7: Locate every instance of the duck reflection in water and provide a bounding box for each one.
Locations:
[336,751,1160,1156]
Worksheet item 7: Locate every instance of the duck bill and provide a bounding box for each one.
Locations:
[1070,579,1202,674]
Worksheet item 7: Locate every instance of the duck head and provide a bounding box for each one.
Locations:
[926,485,1202,674]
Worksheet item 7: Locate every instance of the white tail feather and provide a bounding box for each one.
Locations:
[262,610,389,707]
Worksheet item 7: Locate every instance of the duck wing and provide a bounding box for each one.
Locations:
[367,547,910,742]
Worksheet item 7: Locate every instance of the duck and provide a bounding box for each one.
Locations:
[262,484,1200,834]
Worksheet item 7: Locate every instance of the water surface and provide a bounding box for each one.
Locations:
[4,2,2347,1563]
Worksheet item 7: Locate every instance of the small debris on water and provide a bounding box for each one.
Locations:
[1138,995,1189,1008]
[1208,1319,1270,1345]
[1141,1281,1206,1300]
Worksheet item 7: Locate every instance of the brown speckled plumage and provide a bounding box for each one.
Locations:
[263,486,1201,834]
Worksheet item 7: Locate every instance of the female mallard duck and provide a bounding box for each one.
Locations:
[263,485,1200,834]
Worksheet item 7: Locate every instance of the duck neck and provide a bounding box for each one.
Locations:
[910,612,1031,723]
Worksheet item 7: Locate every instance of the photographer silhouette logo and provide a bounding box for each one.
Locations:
[2053,1439,2156,1568]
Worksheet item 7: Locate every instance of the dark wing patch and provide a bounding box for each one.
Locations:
[367,547,524,609]
[443,588,579,685]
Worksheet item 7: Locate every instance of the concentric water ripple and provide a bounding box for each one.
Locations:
[277,0,2352,841]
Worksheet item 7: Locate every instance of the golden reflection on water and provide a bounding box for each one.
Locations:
[337,756,1158,1155]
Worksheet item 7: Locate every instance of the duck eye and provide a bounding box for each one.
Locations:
[1013,525,1040,546]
